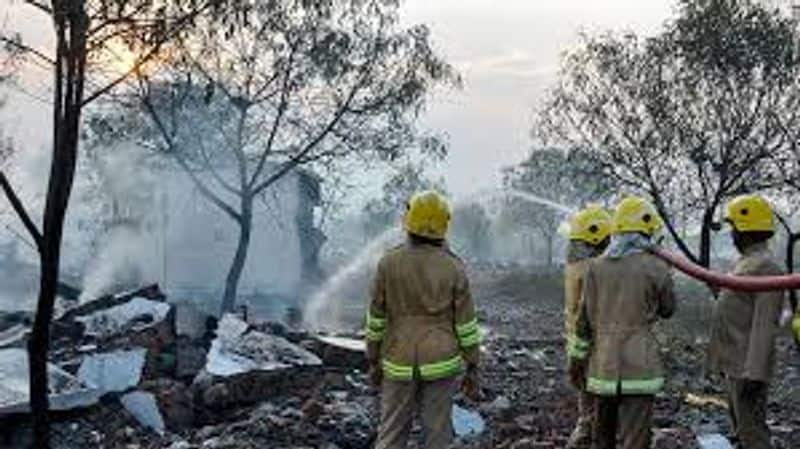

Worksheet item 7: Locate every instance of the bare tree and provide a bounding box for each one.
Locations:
[1,0,239,445]
[537,0,800,267]
[450,202,492,260]
[105,0,457,314]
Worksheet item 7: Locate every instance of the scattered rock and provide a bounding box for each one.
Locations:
[452,404,486,439]
[194,314,323,410]
[121,391,166,435]
[141,378,195,431]
[697,433,734,449]
[312,336,367,369]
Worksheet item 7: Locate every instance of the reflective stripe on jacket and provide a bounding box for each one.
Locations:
[568,251,676,396]
[365,241,481,382]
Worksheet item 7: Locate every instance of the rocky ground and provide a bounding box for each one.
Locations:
[1,264,798,448]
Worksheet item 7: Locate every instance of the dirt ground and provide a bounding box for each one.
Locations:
[465,264,800,448]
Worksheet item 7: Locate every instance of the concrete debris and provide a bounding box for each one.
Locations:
[312,335,367,369]
[175,302,211,340]
[194,314,323,411]
[141,379,195,430]
[121,391,167,436]
[483,395,512,417]
[205,315,321,377]
[58,284,166,324]
[0,323,28,348]
[77,348,147,395]
[0,265,797,449]
[0,348,99,415]
[216,314,248,341]
[452,404,486,438]
[697,434,734,449]
[76,297,171,339]
[317,335,366,353]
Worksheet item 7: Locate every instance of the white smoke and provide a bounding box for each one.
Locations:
[77,142,160,303]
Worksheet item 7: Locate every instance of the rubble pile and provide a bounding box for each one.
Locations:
[0,265,798,448]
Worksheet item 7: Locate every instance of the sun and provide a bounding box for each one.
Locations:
[97,38,169,77]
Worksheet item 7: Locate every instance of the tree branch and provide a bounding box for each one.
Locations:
[0,171,42,251]
[0,35,55,65]
[139,83,242,222]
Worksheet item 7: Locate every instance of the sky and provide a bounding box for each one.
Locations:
[400,0,675,197]
[1,0,678,201]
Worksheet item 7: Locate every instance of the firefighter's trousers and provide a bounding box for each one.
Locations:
[593,394,654,449]
[374,377,457,449]
[727,378,773,449]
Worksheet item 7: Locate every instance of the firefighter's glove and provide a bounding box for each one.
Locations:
[368,363,383,388]
[461,366,481,402]
[568,358,587,390]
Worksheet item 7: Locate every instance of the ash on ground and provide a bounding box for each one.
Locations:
[1,265,798,449]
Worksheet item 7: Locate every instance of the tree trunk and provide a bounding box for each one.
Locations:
[220,196,253,315]
[699,208,715,268]
[30,5,88,445]
[30,101,82,449]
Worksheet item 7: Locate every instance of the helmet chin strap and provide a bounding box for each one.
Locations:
[650,247,800,293]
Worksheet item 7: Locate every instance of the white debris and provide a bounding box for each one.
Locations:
[452,404,486,438]
[121,391,166,435]
[205,315,321,378]
[77,348,147,395]
[0,324,28,348]
[317,335,366,353]
[175,302,208,339]
[76,297,170,338]
[697,434,734,449]
[217,314,248,341]
[486,395,512,413]
[0,348,99,415]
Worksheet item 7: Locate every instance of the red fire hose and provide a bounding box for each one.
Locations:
[651,247,800,293]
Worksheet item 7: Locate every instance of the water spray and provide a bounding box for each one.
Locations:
[303,188,577,331]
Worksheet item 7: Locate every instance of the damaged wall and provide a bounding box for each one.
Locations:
[157,165,305,306]
[63,142,323,313]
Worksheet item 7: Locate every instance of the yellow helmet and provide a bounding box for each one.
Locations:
[725,195,775,233]
[569,205,612,245]
[612,196,664,236]
[404,190,451,240]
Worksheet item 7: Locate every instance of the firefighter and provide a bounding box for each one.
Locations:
[794,310,800,348]
[564,205,612,449]
[366,190,481,449]
[567,196,676,449]
[707,195,785,449]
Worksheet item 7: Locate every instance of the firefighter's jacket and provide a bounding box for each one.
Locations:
[707,243,785,382]
[568,252,676,396]
[365,241,481,382]
[565,259,590,340]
